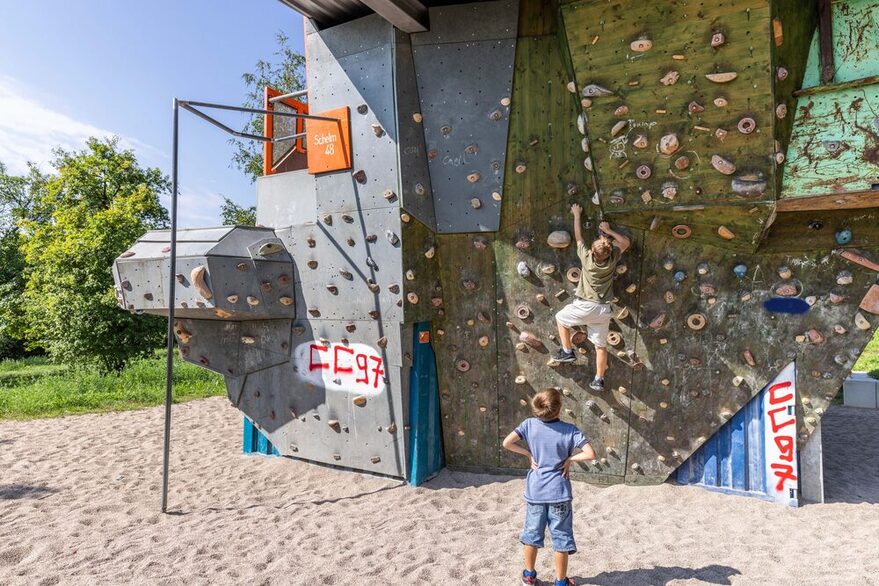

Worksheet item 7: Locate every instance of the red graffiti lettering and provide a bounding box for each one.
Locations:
[768,381,793,405]
[369,355,385,388]
[334,345,354,374]
[770,463,798,491]
[309,344,329,371]
[767,406,795,434]
[774,435,795,463]
[355,353,370,385]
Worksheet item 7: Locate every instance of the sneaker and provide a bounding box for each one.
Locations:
[522,569,538,585]
[554,579,575,586]
[551,349,576,363]
[589,377,604,391]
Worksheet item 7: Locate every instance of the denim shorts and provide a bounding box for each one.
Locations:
[520,501,576,554]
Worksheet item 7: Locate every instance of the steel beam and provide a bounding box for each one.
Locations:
[360,0,428,32]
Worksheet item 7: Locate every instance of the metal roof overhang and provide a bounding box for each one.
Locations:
[278,0,493,33]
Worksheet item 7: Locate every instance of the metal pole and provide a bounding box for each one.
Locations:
[161,99,180,514]
[268,88,308,103]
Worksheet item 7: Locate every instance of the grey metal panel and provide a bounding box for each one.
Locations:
[116,258,167,311]
[256,171,318,228]
[411,0,518,45]
[207,257,296,319]
[277,209,405,323]
[174,319,292,378]
[305,13,392,58]
[209,227,287,258]
[307,28,401,216]
[236,320,410,477]
[413,37,516,232]
[139,227,235,243]
[393,29,436,229]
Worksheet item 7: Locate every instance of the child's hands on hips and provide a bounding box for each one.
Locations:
[562,458,573,479]
[530,456,539,470]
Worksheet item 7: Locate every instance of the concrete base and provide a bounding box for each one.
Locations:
[843,373,879,409]
[799,422,824,504]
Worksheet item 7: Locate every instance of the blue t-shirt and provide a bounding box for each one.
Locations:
[515,418,589,504]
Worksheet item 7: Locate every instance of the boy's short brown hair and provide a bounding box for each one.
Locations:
[591,237,612,258]
[531,388,562,421]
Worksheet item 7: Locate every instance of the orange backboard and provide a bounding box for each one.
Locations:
[307,107,352,175]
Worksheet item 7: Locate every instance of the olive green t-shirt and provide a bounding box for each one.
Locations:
[575,241,621,303]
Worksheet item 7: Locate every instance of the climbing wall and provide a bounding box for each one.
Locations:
[114,0,879,487]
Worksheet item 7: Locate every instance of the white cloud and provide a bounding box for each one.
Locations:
[0,75,224,227]
[0,75,163,174]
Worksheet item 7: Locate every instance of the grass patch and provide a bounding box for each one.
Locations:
[853,331,879,379]
[0,351,225,420]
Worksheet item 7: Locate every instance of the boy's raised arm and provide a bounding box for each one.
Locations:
[598,221,630,253]
[571,203,584,245]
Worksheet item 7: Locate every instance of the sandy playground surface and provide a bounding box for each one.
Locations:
[1,398,878,586]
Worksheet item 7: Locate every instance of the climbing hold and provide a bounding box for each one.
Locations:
[339,269,353,281]
[407,292,419,304]
[710,32,726,47]
[515,162,527,174]
[547,231,572,249]
[776,104,788,119]
[649,313,667,329]
[173,322,192,344]
[515,375,527,384]
[659,134,680,155]
[386,230,399,245]
[687,314,707,330]
[699,284,716,296]
[456,359,470,372]
[633,135,648,149]
[715,128,729,141]
[583,158,594,172]
[673,271,687,283]
[470,198,482,209]
[371,123,384,137]
[606,331,622,346]
[661,183,678,199]
[664,290,675,304]
[326,285,338,295]
[717,226,735,240]
[566,80,577,93]
[517,261,531,278]
[732,265,748,279]
[614,105,630,117]
[535,293,547,303]
[688,101,705,113]
[515,304,532,320]
[190,266,213,300]
[582,84,613,97]
[635,165,652,179]
[731,172,767,196]
[566,267,581,284]
[671,225,692,239]
[519,331,541,348]
[807,329,825,344]
[240,335,255,345]
[143,292,154,301]
[466,172,481,184]
[737,117,756,134]
[405,269,416,281]
[611,120,628,137]
[710,155,736,175]
[260,281,273,294]
[742,350,756,367]
[854,311,872,331]
[660,71,680,86]
[478,336,490,348]
[352,170,367,184]
[837,271,853,285]
[630,39,653,52]
[674,156,690,170]
[774,283,798,297]
[461,279,477,291]
[641,190,653,203]
[424,246,436,259]
[777,266,793,279]
[835,228,853,245]
[714,97,729,108]
[705,72,738,83]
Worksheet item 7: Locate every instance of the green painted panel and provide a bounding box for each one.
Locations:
[801,0,879,88]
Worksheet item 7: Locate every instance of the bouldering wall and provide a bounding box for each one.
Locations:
[114,0,879,488]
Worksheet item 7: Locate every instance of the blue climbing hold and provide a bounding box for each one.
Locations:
[673,271,687,283]
[836,228,852,245]
[733,264,747,278]
[763,297,810,314]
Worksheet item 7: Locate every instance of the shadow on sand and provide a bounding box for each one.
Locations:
[575,564,740,585]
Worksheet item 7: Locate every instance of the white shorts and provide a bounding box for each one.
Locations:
[555,298,613,348]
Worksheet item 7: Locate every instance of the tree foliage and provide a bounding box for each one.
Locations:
[230,32,306,182]
[220,196,256,226]
[18,138,170,372]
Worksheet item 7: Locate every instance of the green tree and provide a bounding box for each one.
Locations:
[220,196,256,226]
[231,32,306,182]
[0,162,43,358]
[19,138,170,372]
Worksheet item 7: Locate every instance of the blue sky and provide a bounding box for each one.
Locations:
[0,0,305,226]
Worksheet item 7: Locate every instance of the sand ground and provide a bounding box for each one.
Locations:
[1,398,878,586]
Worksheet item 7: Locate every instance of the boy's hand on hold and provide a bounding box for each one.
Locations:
[571,203,582,217]
[598,221,611,233]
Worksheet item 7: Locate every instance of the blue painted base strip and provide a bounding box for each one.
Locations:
[242,416,279,457]
[408,322,445,485]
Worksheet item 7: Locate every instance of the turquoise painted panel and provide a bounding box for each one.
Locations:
[242,417,280,457]
[784,0,879,197]
[407,322,444,485]
[802,0,879,88]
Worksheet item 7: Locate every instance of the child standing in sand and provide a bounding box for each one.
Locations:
[551,204,630,391]
[502,388,597,586]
